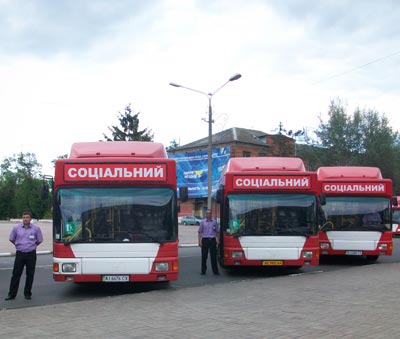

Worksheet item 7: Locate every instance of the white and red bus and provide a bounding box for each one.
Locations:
[214,157,320,268]
[52,141,181,283]
[391,196,400,236]
[317,166,393,261]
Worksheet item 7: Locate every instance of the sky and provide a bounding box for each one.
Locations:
[1,0,400,175]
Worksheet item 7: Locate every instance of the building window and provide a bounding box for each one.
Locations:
[242,151,251,157]
[258,152,266,156]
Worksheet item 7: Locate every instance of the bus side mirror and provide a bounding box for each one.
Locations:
[40,175,53,200]
[392,196,398,207]
[41,184,49,200]
[179,187,188,202]
[319,194,326,206]
[216,188,223,204]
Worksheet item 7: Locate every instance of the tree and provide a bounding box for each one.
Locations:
[0,171,17,218]
[103,104,154,141]
[303,98,400,192]
[1,152,42,178]
[0,152,50,219]
[166,139,180,151]
[314,99,364,165]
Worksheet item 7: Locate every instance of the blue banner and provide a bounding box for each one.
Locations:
[169,147,230,198]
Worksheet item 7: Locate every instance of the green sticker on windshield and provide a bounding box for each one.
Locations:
[65,222,76,235]
[231,219,241,230]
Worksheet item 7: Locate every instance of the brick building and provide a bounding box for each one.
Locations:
[167,127,297,218]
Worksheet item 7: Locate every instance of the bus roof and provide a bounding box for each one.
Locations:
[317,166,382,180]
[224,157,306,172]
[69,141,167,159]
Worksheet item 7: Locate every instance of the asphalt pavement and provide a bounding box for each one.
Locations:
[1,220,400,338]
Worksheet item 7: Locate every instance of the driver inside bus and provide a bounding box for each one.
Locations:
[362,212,381,224]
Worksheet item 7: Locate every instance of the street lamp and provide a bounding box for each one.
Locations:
[283,126,305,156]
[170,73,242,208]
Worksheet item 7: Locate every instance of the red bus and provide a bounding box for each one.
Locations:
[391,196,400,236]
[52,141,180,283]
[214,157,320,268]
[317,166,393,261]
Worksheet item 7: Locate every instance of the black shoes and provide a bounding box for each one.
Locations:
[5,295,32,300]
[200,272,206,275]
[213,272,220,275]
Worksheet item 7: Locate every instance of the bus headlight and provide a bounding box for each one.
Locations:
[155,262,169,272]
[302,251,313,259]
[320,243,330,249]
[232,251,243,258]
[62,263,77,273]
[378,243,388,250]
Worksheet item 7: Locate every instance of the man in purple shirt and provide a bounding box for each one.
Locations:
[198,209,220,275]
[5,211,43,301]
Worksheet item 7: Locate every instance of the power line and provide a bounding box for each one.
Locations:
[312,50,400,85]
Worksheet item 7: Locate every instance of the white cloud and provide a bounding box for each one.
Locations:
[1,0,400,175]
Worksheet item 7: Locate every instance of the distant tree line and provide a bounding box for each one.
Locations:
[298,99,400,194]
[1,100,399,219]
[0,153,51,220]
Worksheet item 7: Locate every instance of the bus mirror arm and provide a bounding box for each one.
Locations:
[179,187,189,202]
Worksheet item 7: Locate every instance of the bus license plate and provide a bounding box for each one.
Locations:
[102,275,129,282]
[262,260,283,266]
[345,251,362,256]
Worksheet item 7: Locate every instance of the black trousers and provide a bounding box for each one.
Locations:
[8,250,37,297]
[201,238,219,274]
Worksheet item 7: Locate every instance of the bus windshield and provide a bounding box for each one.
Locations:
[320,197,391,231]
[54,187,177,244]
[225,194,317,236]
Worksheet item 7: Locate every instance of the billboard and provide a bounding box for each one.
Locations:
[169,147,231,198]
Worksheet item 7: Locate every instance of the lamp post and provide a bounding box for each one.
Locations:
[293,130,304,156]
[170,73,242,208]
[284,127,305,156]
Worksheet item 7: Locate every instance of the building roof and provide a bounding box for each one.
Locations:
[170,127,277,151]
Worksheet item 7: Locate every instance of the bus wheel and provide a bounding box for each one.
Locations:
[366,255,379,262]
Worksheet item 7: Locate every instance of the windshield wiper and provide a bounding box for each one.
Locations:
[232,230,276,237]
[129,231,164,244]
[277,230,312,236]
